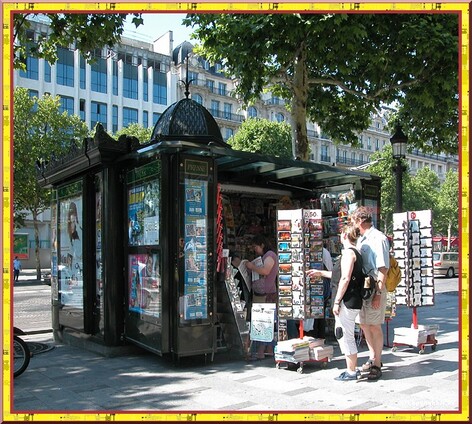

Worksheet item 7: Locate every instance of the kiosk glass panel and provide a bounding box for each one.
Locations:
[58,181,84,310]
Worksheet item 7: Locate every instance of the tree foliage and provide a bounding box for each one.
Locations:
[366,148,458,237]
[184,13,458,159]
[13,13,143,69]
[13,87,88,276]
[365,147,410,233]
[435,170,459,240]
[114,123,153,144]
[227,118,292,158]
[405,166,441,217]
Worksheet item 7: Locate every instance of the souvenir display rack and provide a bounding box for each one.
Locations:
[276,209,325,325]
[391,210,438,353]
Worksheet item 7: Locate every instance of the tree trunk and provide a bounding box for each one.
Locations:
[447,222,452,251]
[32,209,42,280]
[290,43,309,161]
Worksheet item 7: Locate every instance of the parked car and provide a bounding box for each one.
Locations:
[433,252,459,278]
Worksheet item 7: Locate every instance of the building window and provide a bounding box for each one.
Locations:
[112,61,118,96]
[80,56,86,89]
[153,112,161,125]
[351,151,356,163]
[275,112,285,122]
[44,60,51,83]
[342,150,347,162]
[248,106,257,118]
[210,100,220,117]
[375,138,380,151]
[224,128,234,140]
[218,82,227,96]
[123,107,138,127]
[188,71,198,85]
[59,96,74,115]
[28,89,38,98]
[359,153,364,163]
[19,55,39,80]
[320,145,330,162]
[358,135,363,148]
[153,70,167,105]
[79,99,86,121]
[123,62,138,99]
[223,103,232,120]
[57,47,74,87]
[91,57,107,93]
[367,136,372,150]
[112,105,118,133]
[206,79,214,93]
[143,110,149,128]
[143,70,148,102]
[91,101,107,130]
[192,93,203,105]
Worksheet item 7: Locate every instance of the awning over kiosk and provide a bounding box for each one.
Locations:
[136,139,380,197]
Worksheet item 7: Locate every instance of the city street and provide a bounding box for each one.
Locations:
[13,272,459,335]
[8,271,463,416]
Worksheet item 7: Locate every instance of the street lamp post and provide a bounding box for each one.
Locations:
[390,125,408,213]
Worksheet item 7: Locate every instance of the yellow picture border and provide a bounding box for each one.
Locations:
[2,1,469,422]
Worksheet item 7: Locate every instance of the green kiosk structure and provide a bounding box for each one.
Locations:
[38,96,381,360]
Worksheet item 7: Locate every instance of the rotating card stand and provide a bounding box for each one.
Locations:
[392,211,438,354]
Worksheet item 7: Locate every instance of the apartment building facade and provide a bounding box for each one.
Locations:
[15,19,458,180]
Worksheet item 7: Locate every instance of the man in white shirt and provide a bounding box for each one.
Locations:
[352,206,390,381]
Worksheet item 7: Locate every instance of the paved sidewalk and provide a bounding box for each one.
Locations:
[9,289,461,416]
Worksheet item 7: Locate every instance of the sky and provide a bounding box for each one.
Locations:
[123,13,193,46]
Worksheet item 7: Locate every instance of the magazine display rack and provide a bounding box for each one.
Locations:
[391,210,438,353]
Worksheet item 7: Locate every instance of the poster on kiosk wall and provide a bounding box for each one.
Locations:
[182,178,208,321]
[59,196,83,309]
[276,209,324,322]
[128,253,162,318]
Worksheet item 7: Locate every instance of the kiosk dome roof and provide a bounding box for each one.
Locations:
[150,97,226,147]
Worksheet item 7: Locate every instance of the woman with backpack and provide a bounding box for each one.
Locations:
[306,223,365,381]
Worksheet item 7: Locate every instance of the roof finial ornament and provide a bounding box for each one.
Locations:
[179,53,195,99]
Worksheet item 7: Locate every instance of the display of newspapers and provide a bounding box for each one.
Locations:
[393,324,439,346]
[274,336,333,364]
[275,338,311,363]
[232,257,251,292]
[250,256,264,281]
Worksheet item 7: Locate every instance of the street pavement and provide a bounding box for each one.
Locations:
[6,270,465,420]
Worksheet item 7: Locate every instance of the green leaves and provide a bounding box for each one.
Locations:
[227,118,292,159]
[185,13,458,158]
[113,123,153,144]
[365,146,457,236]
[13,87,88,218]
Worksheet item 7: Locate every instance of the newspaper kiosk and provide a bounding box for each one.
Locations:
[38,97,381,360]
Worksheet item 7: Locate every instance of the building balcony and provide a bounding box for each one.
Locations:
[211,109,245,123]
[335,156,369,167]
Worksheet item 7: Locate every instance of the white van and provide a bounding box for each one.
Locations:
[433,252,459,278]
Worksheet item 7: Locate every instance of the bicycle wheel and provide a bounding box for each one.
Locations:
[13,335,30,378]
